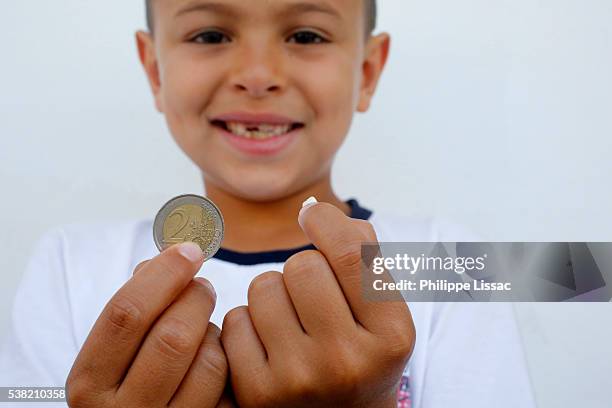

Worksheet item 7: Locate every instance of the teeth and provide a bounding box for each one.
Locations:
[226,122,292,139]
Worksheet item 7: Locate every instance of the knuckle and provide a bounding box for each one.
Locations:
[283,250,324,278]
[321,340,364,392]
[153,317,197,358]
[206,322,222,339]
[332,238,364,271]
[222,306,249,331]
[339,353,367,390]
[364,223,378,241]
[284,368,319,401]
[245,384,276,408]
[356,220,378,241]
[391,326,416,359]
[64,378,82,407]
[326,363,361,397]
[65,377,98,408]
[198,345,228,380]
[381,321,416,362]
[104,294,145,335]
[248,271,282,299]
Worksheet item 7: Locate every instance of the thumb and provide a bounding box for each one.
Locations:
[298,196,378,242]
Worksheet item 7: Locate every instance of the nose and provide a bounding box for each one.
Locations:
[230,43,285,98]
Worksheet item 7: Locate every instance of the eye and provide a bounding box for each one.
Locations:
[191,30,231,44]
[287,30,328,44]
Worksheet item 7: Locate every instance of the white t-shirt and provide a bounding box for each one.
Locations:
[0,199,536,407]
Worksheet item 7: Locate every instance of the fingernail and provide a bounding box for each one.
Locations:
[302,196,318,208]
[298,196,318,227]
[194,277,217,299]
[178,242,204,263]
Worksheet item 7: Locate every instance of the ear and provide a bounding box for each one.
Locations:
[356,33,391,113]
[136,30,164,113]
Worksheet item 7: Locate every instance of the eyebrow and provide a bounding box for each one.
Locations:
[174,0,342,21]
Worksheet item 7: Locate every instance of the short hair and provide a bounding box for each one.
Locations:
[145,0,377,36]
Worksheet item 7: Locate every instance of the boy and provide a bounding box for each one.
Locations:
[0,0,536,407]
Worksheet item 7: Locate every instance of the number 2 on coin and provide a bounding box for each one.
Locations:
[166,209,190,242]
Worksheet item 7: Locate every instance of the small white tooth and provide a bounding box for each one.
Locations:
[238,123,248,135]
[262,124,290,133]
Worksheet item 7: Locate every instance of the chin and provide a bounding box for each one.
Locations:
[237,181,299,202]
[217,172,304,202]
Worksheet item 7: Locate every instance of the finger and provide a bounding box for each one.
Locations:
[69,242,205,392]
[133,260,150,276]
[169,323,228,408]
[117,277,216,406]
[221,306,269,394]
[298,201,412,334]
[282,250,355,336]
[247,272,305,355]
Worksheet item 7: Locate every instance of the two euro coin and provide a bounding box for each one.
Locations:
[153,194,224,261]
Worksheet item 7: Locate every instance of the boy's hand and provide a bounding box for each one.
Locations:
[66,242,229,408]
[221,202,415,408]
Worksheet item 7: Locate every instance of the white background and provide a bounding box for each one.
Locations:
[1,0,611,406]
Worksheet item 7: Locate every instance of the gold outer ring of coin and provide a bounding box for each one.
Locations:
[153,194,225,261]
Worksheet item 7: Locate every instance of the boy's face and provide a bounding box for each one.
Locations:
[137,0,389,201]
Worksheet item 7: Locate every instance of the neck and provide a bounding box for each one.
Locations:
[203,174,350,252]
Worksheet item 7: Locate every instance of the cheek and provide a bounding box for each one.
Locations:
[295,52,358,155]
[159,51,221,148]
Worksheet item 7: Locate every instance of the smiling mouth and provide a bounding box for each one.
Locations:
[211,120,305,140]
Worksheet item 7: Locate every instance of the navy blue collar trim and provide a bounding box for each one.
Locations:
[213,198,373,266]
